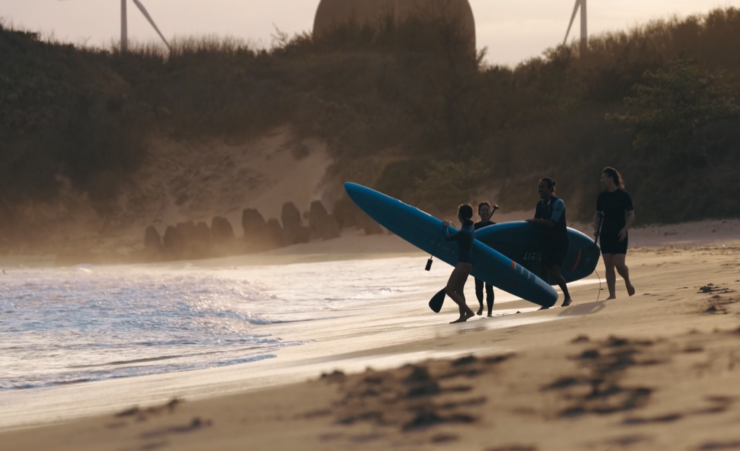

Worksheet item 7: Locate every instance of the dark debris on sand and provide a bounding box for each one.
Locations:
[699,284,737,295]
[546,337,659,417]
[115,398,182,420]
[320,370,347,383]
[325,354,515,434]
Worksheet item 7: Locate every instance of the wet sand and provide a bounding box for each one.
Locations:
[2,221,740,450]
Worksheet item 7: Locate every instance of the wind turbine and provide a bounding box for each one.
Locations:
[122,0,171,52]
[563,0,587,54]
[62,0,170,52]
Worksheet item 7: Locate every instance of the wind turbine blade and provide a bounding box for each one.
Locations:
[563,0,580,45]
[131,0,171,50]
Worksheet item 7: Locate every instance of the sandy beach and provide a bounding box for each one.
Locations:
[2,220,740,451]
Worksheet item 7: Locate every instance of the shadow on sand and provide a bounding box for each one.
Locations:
[558,301,607,318]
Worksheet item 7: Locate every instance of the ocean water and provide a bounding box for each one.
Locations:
[0,257,452,391]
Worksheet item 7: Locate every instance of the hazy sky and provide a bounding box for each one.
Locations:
[1,0,737,66]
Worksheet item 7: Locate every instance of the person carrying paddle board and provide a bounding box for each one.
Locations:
[474,201,496,317]
[594,167,636,299]
[526,178,573,308]
[443,204,477,324]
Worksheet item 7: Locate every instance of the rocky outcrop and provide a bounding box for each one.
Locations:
[357,210,384,235]
[242,208,269,250]
[176,221,198,244]
[309,200,340,240]
[163,225,184,260]
[144,226,162,255]
[143,195,364,262]
[281,202,311,245]
[332,198,358,230]
[194,222,211,245]
[211,216,235,244]
[266,218,286,248]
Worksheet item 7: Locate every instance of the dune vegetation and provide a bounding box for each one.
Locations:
[1,8,740,244]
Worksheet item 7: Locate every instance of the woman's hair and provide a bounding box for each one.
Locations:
[602,167,625,189]
[458,204,474,222]
[540,177,556,192]
[478,201,492,212]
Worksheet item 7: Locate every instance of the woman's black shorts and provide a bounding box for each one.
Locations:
[600,232,628,255]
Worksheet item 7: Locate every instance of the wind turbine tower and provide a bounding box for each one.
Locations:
[61,0,170,52]
[121,0,128,52]
[563,0,587,54]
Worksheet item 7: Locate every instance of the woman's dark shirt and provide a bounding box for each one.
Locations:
[534,196,569,246]
[446,221,475,264]
[596,189,634,235]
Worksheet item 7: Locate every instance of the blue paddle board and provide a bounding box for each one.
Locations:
[344,182,559,307]
[475,223,600,284]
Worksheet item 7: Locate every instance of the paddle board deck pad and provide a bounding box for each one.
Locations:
[345,182,558,307]
[475,223,600,284]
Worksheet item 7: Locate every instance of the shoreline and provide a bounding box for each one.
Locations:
[1,218,738,269]
[3,240,740,448]
[1,222,740,448]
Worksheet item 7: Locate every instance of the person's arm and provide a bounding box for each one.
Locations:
[444,223,459,241]
[619,210,635,241]
[594,193,604,238]
[527,218,555,227]
[618,193,635,241]
[593,211,603,238]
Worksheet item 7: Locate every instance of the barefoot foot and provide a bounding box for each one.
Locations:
[450,310,475,324]
[561,298,572,307]
[606,296,617,300]
[627,284,636,296]
[477,306,483,316]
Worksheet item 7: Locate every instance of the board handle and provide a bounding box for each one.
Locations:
[425,223,447,271]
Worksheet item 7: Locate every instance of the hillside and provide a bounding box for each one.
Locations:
[1,9,739,253]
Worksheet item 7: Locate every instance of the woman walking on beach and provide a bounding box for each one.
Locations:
[595,167,636,299]
[444,204,477,324]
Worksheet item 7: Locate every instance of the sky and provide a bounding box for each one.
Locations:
[1,0,738,66]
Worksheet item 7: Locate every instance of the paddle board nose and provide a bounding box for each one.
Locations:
[344,182,364,202]
[344,182,372,201]
[344,182,386,216]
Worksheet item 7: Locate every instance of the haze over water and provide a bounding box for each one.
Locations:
[0,257,453,390]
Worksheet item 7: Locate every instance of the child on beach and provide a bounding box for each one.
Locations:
[474,202,496,316]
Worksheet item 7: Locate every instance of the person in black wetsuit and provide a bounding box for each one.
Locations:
[444,204,476,324]
[474,201,495,317]
[594,167,635,299]
[526,178,572,308]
